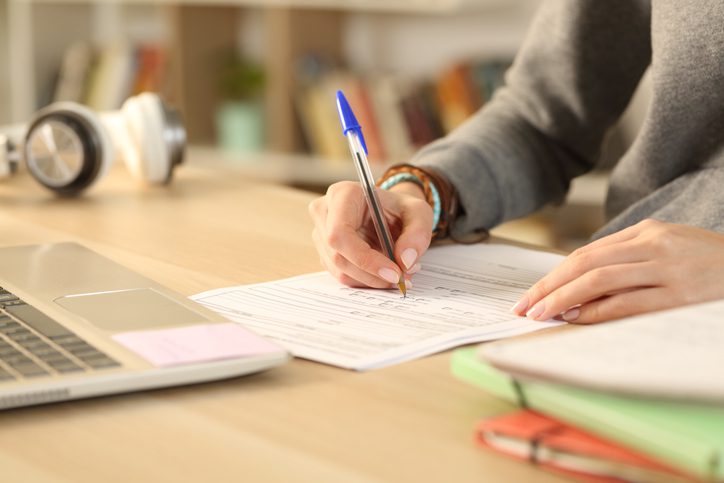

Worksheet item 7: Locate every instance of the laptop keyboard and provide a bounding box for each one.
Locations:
[0,287,121,382]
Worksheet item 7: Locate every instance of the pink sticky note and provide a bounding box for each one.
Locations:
[112,323,283,367]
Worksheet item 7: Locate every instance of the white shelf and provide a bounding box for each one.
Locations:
[188,146,376,188]
[190,147,611,208]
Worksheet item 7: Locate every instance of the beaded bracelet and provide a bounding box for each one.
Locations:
[379,172,442,233]
[376,164,459,239]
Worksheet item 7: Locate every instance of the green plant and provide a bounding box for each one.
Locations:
[217,51,265,101]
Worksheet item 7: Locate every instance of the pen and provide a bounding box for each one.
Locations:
[335,90,407,297]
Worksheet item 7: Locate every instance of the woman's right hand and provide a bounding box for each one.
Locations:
[308,180,434,289]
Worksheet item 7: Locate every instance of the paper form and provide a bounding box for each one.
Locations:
[191,244,565,370]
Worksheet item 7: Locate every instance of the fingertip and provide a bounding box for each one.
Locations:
[510,295,529,315]
[395,234,430,272]
[561,307,580,322]
[568,305,606,325]
[378,267,402,285]
[400,247,418,270]
[525,301,546,321]
[406,263,422,275]
[571,309,608,325]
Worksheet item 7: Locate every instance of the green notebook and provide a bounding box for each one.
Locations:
[451,348,724,480]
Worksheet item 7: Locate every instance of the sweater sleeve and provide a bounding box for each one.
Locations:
[412,0,652,237]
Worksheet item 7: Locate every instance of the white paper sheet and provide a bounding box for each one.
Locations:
[481,299,724,402]
[192,244,565,370]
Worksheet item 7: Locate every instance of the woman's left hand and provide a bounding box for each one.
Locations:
[511,219,724,324]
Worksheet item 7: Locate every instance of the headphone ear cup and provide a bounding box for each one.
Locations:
[23,103,113,196]
[120,93,172,184]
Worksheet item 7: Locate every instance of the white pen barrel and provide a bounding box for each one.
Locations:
[346,131,397,260]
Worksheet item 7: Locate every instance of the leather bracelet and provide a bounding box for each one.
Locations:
[377,163,460,240]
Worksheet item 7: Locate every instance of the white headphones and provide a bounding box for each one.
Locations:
[0,93,186,196]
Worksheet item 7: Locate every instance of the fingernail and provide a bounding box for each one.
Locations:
[510,295,529,314]
[379,267,400,284]
[405,279,413,289]
[401,248,418,270]
[407,263,422,274]
[562,307,580,322]
[526,301,545,320]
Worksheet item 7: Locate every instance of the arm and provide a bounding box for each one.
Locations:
[308,0,652,290]
[414,0,652,236]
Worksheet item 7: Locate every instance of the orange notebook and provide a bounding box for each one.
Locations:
[476,410,695,483]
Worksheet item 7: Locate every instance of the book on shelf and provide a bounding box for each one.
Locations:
[451,347,724,481]
[53,41,171,111]
[130,45,168,97]
[368,76,416,165]
[295,72,349,163]
[469,59,509,103]
[53,42,94,104]
[400,81,443,149]
[435,62,482,133]
[84,41,136,111]
[340,75,387,163]
[293,57,511,166]
[294,57,348,163]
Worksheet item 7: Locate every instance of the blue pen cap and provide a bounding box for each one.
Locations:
[335,90,368,155]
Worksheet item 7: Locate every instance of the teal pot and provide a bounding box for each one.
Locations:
[215,100,265,153]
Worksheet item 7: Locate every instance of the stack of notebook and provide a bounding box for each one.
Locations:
[452,299,724,482]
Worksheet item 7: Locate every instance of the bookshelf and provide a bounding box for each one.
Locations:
[2,0,537,140]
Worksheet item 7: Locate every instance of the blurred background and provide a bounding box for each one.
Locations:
[0,0,651,251]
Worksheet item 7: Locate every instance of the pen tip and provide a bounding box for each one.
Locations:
[398,280,407,298]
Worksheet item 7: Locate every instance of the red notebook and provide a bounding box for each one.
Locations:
[476,410,695,483]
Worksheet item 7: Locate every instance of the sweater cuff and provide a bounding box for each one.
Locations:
[411,139,502,239]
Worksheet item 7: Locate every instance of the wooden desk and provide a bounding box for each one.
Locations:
[0,156,564,483]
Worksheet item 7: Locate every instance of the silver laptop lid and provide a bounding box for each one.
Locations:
[0,242,287,410]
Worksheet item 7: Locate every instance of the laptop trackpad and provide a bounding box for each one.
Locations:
[55,288,207,332]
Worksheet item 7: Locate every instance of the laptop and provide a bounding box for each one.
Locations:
[0,242,289,410]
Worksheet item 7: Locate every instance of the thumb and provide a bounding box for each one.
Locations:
[393,196,434,272]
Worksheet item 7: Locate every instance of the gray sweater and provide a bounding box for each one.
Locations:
[413,0,724,239]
